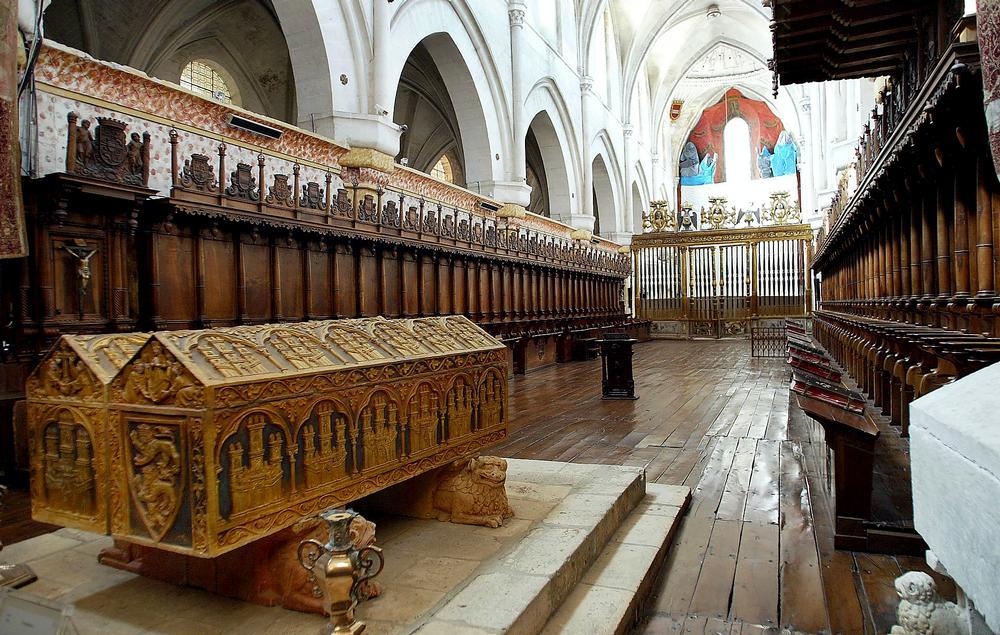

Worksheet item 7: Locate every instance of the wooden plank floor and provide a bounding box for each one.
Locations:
[495,339,955,635]
[2,339,956,633]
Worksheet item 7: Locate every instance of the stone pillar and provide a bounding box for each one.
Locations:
[509,2,527,191]
[575,76,597,231]
[651,153,662,206]
[623,124,634,234]
[372,0,394,118]
[322,1,401,158]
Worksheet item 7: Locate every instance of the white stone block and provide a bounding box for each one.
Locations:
[911,362,1000,633]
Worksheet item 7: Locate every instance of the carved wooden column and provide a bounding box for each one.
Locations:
[525,262,532,319]
[195,231,207,325]
[478,261,490,321]
[500,262,514,321]
[302,241,314,320]
[975,153,996,300]
[891,212,902,304]
[899,192,912,318]
[452,256,465,316]
[909,185,924,317]
[271,238,283,321]
[491,261,501,322]
[466,258,479,320]
[872,221,890,306]
[525,266,535,318]
[936,172,953,315]
[407,248,421,317]
[953,157,972,302]
[236,235,249,322]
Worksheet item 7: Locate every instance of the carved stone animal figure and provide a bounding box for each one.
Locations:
[433,456,514,528]
[889,571,967,635]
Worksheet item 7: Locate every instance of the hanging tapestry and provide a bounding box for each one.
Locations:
[0,0,27,258]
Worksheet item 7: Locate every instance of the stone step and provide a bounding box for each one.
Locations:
[540,483,691,635]
[411,460,648,635]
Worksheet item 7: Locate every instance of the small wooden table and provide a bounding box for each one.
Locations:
[597,333,638,400]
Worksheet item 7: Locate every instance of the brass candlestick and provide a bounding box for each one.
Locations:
[298,509,384,634]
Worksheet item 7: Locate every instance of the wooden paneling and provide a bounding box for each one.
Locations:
[307,246,332,319]
[153,231,197,326]
[276,240,304,320]
[201,234,237,325]
[241,237,271,323]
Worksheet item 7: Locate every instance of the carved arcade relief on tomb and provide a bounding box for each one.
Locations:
[223,412,288,517]
[358,391,401,472]
[299,401,350,489]
[445,376,475,439]
[407,383,442,454]
[41,410,96,518]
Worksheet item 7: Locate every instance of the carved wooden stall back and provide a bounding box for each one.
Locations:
[24,333,150,532]
[29,316,508,557]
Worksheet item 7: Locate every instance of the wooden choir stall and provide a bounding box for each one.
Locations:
[772,2,1000,554]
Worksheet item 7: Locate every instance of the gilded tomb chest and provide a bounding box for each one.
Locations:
[29,316,508,557]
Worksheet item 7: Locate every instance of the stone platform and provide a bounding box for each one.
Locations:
[2,459,689,634]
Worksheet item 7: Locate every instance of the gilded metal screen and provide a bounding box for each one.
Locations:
[633,224,813,338]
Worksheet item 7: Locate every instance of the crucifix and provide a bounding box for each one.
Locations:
[64,242,98,320]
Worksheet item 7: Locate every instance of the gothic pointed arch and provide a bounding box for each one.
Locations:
[389,0,510,189]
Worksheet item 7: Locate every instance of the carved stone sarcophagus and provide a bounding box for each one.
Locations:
[25,333,151,533]
[28,316,508,557]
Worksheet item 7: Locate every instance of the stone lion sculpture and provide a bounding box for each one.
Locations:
[432,456,515,528]
[889,571,966,635]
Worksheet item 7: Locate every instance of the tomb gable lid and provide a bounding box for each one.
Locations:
[27,333,152,399]
[133,316,505,387]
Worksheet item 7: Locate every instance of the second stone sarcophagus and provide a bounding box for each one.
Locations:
[27,316,508,557]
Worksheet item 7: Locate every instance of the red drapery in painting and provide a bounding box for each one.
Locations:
[683,88,784,183]
[0,0,27,258]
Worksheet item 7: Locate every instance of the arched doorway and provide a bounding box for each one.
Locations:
[525,111,573,219]
[631,181,645,234]
[393,41,466,185]
[592,155,617,238]
[392,33,495,189]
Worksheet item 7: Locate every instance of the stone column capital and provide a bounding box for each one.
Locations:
[508,6,526,27]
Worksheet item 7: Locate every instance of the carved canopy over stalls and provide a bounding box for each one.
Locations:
[768,0,956,84]
[27,316,509,557]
